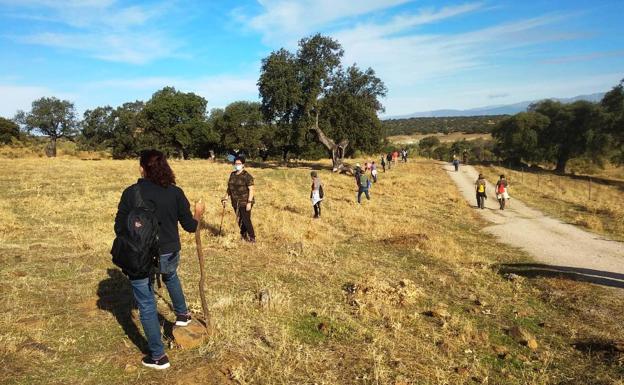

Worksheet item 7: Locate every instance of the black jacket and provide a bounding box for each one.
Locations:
[114,178,198,255]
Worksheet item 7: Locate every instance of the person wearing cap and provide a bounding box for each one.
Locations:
[222,156,256,242]
[310,171,323,218]
[353,163,362,187]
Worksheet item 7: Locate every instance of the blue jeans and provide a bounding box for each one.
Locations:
[357,187,370,203]
[130,251,189,359]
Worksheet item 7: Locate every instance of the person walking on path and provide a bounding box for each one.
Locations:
[386,153,392,170]
[496,174,510,210]
[310,171,323,218]
[114,149,204,370]
[371,161,378,183]
[475,173,487,209]
[222,156,256,242]
[452,155,460,172]
[357,168,371,204]
[381,155,386,172]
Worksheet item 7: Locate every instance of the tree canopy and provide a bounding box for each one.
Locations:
[258,34,387,169]
[0,117,20,144]
[15,97,77,157]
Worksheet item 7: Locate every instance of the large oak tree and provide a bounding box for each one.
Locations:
[258,34,386,170]
[15,97,77,157]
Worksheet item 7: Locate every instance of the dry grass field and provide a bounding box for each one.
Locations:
[1,156,624,385]
[388,132,492,145]
[477,164,624,242]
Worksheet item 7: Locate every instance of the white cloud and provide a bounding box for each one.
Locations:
[240,1,603,115]
[19,31,179,64]
[239,0,412,44]
[3,0,178,64]
[0,84,76,118]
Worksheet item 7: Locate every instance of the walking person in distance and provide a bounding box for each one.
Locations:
[496,174,509,210]
[357,167,371,204]
[222,156,256,243]
[475,173,487,209]
[310,171,323,218]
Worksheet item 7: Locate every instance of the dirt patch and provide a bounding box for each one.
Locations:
[343,277,424,312]
[174,353,244,385]
[381,233,429,247]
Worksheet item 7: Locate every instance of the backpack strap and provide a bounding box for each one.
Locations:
[133,184,146,208]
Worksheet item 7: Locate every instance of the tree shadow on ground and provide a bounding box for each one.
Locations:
[497,263,624,289]
[97,269,175,353]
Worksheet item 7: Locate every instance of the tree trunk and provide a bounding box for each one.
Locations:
[46,136,57,157]
[310,112,349,171]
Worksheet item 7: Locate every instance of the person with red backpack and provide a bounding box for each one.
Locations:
[112,149,204,370]
[496,174,509,210]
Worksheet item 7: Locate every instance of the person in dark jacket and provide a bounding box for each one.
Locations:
[222,156,256,242]
[114,149,204,370]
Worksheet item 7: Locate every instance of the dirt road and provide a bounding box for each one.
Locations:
[445,163,624,280]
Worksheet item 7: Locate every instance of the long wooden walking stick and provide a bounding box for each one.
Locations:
[194,209,211,331]
[218,202,226,236]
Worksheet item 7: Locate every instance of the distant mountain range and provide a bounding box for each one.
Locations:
[386,92,605,119]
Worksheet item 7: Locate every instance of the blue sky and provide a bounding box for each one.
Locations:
[0,0,623,118]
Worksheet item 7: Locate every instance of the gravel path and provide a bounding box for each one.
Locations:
[445,163,624,278]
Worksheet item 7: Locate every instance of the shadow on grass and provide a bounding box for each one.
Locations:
[497,263,624,289]
[97,268,174,354]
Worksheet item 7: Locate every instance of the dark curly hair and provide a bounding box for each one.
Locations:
[140,149,176,187]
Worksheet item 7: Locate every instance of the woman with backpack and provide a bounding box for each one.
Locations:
[113,149,204,370]
[496,174,509,210]
[310,171,323,218]
[475,173,487,209]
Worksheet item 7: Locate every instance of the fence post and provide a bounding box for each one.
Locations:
[588,177,592,201]
[537,172,540,187]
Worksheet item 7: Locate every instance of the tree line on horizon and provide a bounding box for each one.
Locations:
[0,34,387,166]
[492,79,624,172]
[383,115,507,136]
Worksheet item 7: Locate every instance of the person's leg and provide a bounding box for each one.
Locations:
[317,201,321,217]
[160,252,188,316]
[130,278,165,359]
[357,187,363,203]
[365,188,370,200]
[234,205,247,239]
[239,207,256,241]
[313,203,319,218]
[501,197,506,210]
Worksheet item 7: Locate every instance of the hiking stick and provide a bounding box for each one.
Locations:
[218,202,226,236]
[195,220,211,330]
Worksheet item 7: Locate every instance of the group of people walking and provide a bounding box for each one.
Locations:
[475,173,510,210]
[381,149,408,171]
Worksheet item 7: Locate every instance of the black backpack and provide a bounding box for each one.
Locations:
[111,185,159,278]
